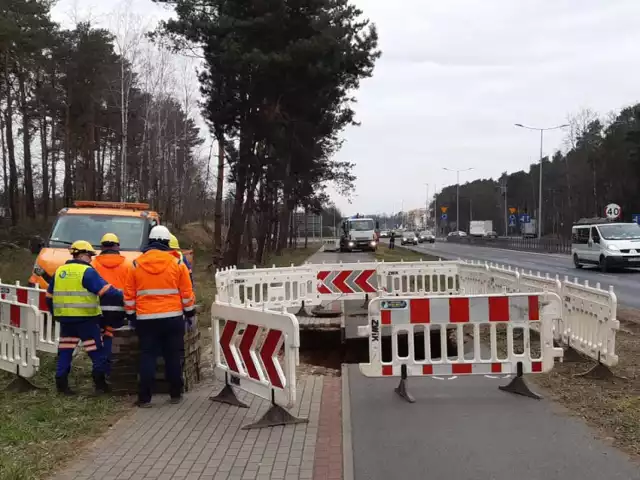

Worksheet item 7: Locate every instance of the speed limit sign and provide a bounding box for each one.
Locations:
[605,203,621,220]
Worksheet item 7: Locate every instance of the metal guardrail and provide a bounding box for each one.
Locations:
[446,235,571,254]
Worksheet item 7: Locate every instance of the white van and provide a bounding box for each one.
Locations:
[572,221,640,272]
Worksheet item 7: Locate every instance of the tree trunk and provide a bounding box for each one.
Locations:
[18,73,36,219]
[304,209,309,249]
[213,136,225,265]
[4,54,19,225]
[63,103,73,206]
[39,115,49,218]
[0,112,7,208]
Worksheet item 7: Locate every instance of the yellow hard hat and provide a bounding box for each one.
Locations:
[69,240,97,256]
[169,234,180,250]
[100,233,120,245]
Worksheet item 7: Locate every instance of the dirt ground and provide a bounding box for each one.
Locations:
[533,310,640,458]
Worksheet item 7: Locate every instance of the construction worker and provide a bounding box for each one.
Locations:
[124,225,195,407]
[46,240,123,395]
[169,233,193,281]
[92,233,130,376]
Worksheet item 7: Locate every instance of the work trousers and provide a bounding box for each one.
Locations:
[56,319,106,377]
[100,315,124,376]
[136,316,185,403]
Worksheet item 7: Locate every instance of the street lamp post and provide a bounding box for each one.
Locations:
[515,122,569,239]
[443,167,473,233]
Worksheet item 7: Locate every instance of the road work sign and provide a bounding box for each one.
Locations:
[509,207,516,214]
[440,206,448,213]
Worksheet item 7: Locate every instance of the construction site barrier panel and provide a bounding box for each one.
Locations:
[377,262,460,296]
[358,293,564,401]
[0,298,40,378]
[0,281,60,353]
[210,301,301,411]
[561,277,619,367]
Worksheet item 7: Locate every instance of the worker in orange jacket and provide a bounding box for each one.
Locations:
[92,233,131,376]
[124,225,195,407]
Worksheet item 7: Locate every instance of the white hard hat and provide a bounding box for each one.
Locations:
[148,225,171,242]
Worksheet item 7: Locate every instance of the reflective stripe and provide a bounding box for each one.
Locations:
[183,305,195,312]
[59,343,79,350]
[52,291,89,296]
[136,310,184,320]
[83,339,96,346]
[182,298,192,305]
[137,289,180,296]
[53,303,102,309]
[98,284,112,297]
[101,306,125,311]
[85,345,97,352]
[125,309,136,314]
[59,337,80,342]
[124,300,135,306]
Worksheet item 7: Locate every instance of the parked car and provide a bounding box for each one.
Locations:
[401,231,418,246]
[447,231,467,237]
[418,231,435,243]
[484,231,498,239]
[379,230,389,238]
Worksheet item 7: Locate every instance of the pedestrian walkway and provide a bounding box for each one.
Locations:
[54,375,342,480]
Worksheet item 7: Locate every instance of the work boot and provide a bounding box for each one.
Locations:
[55,376,76,396]
[92,372,111,394]
[169,396,183,405]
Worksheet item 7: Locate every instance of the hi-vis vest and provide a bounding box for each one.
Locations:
[53,263,101,318]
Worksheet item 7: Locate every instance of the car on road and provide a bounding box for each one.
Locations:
[447,230,467,237]
[484,231,498,239]
[572,220,640,272]
[379,230,389,238]
[401,231,418,246]
[418,231,435,243]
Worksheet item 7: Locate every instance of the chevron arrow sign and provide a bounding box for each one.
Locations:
[317,269,377,294]
[219,321,286,389]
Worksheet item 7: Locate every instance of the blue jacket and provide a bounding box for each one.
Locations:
[46,259,123,324]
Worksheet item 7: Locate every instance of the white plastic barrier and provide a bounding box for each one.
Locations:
[561,277,619,367]
[0,280,60,353]
[0,299,40,378]
[358,293,564,401]
[458,260,491,295]
[211,301,301,409]
[377,261,460,296]
[487,263,521,293]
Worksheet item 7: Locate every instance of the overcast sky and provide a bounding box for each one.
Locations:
[52,0,640,216]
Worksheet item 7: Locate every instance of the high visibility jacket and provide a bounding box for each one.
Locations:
[170,250,193,283]
[47,260,122,323]
[124,245,195,321]
[92,251,129,323]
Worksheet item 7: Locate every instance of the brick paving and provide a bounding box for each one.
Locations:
[54,375,342,480]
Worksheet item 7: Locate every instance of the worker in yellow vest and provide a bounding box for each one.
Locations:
[169,233,193,282]
[46,240,123,395]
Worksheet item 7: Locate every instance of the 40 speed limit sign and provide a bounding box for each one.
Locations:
[605,203,621,219]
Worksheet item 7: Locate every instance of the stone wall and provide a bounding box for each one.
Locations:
[110,324,202,395]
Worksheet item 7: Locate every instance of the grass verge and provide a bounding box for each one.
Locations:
[0,248,36,283]
[0,355,128,480]
[374,243,439,262]
[532,312,640,457]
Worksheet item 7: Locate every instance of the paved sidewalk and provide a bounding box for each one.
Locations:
[54,375,342,480]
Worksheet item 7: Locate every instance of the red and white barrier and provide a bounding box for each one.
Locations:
[358,293,564,401]
[0,280,59,353]
[0,298,40,378]
[210,302,304,428]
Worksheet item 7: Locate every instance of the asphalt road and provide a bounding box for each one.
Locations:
[388,239,640,309]
[347,363,640,480]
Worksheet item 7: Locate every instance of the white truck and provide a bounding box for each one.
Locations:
[522,219,537,238]
[339,216,379,252]
[469,220,493,237]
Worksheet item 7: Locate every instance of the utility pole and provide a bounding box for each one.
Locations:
[515,122,569,239]
[424,183,429,229]
[500,179,508,236]
[443,168,473,233]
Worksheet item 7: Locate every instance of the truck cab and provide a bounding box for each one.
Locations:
[29,201,161,288]
[340,216,379,252]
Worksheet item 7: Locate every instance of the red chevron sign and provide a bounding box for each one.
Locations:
[317,269,377,294]
[219,321,285,388]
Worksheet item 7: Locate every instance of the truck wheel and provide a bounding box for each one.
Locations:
[573,254,582,269]
[599,255,608,273]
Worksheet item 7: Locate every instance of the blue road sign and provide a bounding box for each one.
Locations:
[508,214,516,227]
[441,213,448,221]
[520,214,531,223]
[633,214,640,225]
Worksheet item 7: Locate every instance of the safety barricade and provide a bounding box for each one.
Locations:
[209,301,307,429]
[377,261,460,296]
[458,260,491,295]
[0,298,40,385]
[486,263,521,293]
[358,292,564,402]
[561,277,619,371]
[0,280,59,353]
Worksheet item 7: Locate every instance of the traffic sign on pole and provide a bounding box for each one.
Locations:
[632,214,640,225]
[441,213,448,221]
[440,206,448,213]
[605,203,621,220]
[508,215,516,227]
[508,207,517,215]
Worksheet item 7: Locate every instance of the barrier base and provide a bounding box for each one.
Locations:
[394,365,416,403]
[210,384,249,408]
[499,375,542,400]
[296,303,309,317]
[242,404,308,430]
[4,376,42,393]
